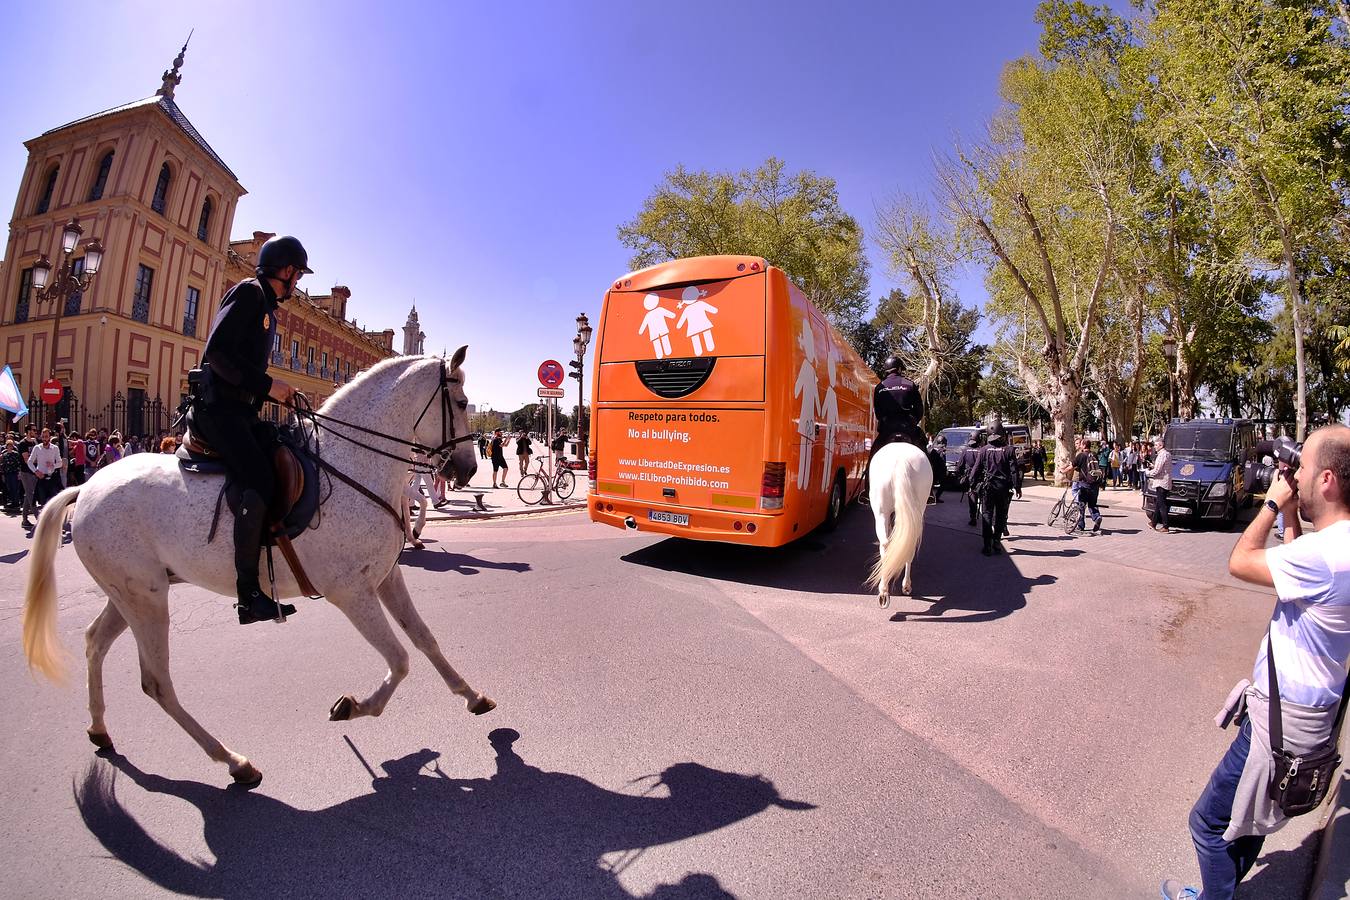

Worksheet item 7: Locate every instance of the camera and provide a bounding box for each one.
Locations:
[1244,436,1303,493]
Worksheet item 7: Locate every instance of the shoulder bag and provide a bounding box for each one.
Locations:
[1267,632,1349,817]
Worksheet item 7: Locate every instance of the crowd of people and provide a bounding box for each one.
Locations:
[0,420,183,529]
[474,429,572,489]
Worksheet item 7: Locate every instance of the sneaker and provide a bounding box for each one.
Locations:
[1090,521,1101,533]
[1159,878,1199,900]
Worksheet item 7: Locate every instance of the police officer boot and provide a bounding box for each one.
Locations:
[234,489,296,625]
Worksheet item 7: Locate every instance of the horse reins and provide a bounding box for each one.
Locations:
[289,364,474,531]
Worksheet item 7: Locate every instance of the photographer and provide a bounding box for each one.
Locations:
[1162,424,1350,900]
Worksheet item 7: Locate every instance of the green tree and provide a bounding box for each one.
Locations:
[1143,0,1350,438]
[618,157,870,333]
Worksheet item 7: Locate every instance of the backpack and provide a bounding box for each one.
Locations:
[1084,455,1104,485]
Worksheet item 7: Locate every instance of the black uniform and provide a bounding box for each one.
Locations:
[971,440,1017,554]
[926,440,947,502]
[193,277,294,624]
[872,373,925,451]
[955,442,983,525]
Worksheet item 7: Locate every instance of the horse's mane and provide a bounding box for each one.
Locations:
[319,354,444,414]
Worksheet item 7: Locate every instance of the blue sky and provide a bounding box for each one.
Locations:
[0,0,1055,415]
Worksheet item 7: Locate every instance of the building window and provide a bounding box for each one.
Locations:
[132,264,153,323]
[36,165,59,214]
[151,163,171,215]
[196,197,212,242]
[89,151,114,202]
[183,286,200,336]
[64,258,85,316]
[290,339,300,360]
[273,334,281,353]
[16,267,33,323]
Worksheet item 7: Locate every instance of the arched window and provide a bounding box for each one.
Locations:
[35,165,59,214]
[150,163,171,215]
[88,151,114,202]
[196,196,213,242]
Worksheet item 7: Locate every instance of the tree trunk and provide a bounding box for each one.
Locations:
[1277,230,1309,440]
[1052,399,1078,487]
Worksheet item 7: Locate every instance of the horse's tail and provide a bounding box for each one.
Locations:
[23,485,81,683]
[867,446,931,590]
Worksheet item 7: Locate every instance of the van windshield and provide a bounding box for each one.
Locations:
[1166,426,1232,460]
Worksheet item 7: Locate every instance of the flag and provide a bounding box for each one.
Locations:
[0,366,29,420]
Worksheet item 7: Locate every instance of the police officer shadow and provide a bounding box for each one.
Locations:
[75,727,812,899]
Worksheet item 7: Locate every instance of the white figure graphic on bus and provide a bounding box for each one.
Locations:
[638,294,676,359]
[792,322,820,490]
[820,344,840,490]
[676,286,719,357]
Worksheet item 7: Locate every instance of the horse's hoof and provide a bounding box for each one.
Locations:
[231,762,262,786]
[878,594,890,609]
[329,695,356,722]
[467,694,496,716]
[87,730,114,751]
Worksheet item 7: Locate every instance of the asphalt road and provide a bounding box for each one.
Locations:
[0,484,1321,899]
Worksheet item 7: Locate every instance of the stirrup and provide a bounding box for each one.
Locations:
[236,588,296,625]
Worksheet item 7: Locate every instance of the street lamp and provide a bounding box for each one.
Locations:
[1161,335,1178,421]
[31,218,102,420]
[570,312,592,451]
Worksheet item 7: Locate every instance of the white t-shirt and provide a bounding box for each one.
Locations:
[1253,519,1350,707]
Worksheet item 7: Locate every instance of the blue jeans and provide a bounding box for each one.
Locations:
[1072,481,1101,528]
[1188,717,1264,899]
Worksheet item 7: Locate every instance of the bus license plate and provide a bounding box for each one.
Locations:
[1169,505,1188,515]
[649,510,689,527]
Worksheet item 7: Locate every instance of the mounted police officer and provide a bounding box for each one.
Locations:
[970,424,1017,556]
[955,429,986,526]
[193,235,311,625]
[861,357,926,502]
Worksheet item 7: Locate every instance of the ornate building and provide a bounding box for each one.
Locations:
[0,46,399,436]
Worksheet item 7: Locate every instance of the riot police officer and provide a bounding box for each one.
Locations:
[971,424,1017,555]
[872,357,925,452]
[955,429,986,526]
[193,235,311,625]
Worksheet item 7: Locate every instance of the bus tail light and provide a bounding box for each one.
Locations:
[588,453,597,490]
[760,462,786,509]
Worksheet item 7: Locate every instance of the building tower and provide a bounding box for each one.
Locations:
[402,302,425,355]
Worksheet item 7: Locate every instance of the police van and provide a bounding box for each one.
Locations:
[1144,417,1259,528]
[935,422,1031,487]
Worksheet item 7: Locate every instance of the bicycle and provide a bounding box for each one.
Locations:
[516,458,576,505]
[1046,486,1084,534]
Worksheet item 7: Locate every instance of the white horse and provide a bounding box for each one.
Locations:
[865,442,933,608]
[22,350,493,785]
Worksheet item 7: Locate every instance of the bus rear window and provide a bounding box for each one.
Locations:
[599,274,765,363]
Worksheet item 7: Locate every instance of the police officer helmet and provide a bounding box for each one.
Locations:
[882,356,901,374]
[256,235,314,277]
[987,424,1007,446]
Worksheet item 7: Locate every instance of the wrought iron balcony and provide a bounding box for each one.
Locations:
[181,316,197,338]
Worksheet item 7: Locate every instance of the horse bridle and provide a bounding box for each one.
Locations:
[410,363,476,464]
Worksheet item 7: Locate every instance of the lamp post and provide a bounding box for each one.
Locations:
[31,218,103,421]
[1161,335,1178,421]
[569,312,592,451]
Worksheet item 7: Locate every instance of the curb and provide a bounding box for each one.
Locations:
[1309,769,1350,899]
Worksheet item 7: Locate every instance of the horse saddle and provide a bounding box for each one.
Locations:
[175,428,321,543]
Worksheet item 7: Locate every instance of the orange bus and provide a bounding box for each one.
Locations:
[586,255,874,546]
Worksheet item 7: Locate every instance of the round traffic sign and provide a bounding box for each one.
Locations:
[538,359,564,388]
[40,378,62,404]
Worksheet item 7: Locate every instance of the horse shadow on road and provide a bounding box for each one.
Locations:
[622,506,1054,625]
[75,727,812,899]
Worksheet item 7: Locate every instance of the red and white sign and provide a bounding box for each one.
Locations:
[537,387,565,399]
[40,378,63,404]
[538,359,565,388]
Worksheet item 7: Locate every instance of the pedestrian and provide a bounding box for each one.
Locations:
[53,421,69,488]
[970,425,1016,555]
[1147,435,1173,533]
[1070,436,1104,534]
[1161,424,1350,900]
[955,430,986,527]
[191,233,309,624]
[926,434,947,504]
[1,439,22,511]
[490,428,509,488]
[552,431,567,468]
[515,431,533,476]
[1031,442,1046,481]
[1109,442,1122,488]
[66,429,86,486]
[28,427,63,511]
[159,435,178,453]
[17,423,39,529]
[477,433,488,460]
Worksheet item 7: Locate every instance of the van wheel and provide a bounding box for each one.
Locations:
[1219,499,1238,531]
[823,475,846,532]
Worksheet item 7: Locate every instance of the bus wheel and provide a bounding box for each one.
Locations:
[823,475,846,532]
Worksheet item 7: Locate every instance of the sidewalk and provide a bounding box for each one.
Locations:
[1014,476,1350,900]
[414,474,589,522]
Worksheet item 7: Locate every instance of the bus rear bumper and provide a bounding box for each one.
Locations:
[589,497,791,546]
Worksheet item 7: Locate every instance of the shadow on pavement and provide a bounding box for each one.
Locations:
[0,549,28,564]
[401,547,532,576]
[75,728,812,899]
